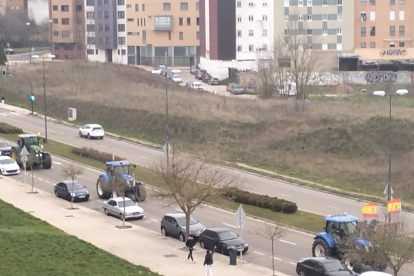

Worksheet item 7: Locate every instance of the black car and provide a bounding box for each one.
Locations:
[199,228,248,255]
[202,74,210,83]
[54,180,90,202]
[296,257,356,276]
[0,141,12,157]
[208,77,220,85]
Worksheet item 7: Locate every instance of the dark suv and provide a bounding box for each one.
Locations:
[202,74,211,83]
[160,212,206,242]
[195,69,207,80]
[208,77,220,85]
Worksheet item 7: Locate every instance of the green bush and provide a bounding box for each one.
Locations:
[222,187,297,214]
[0,123,23,134]
[0,49,7,65]
[71,147,124,163]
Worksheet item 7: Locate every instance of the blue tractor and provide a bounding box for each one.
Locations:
[96,161,147,201]
[312,214,387,272]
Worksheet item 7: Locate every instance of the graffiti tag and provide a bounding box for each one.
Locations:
[365,72,397,83]
[380,49,407,56]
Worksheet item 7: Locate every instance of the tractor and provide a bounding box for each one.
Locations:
[11,134,52,169]
[96,161,147,202]
[311,214,387,272]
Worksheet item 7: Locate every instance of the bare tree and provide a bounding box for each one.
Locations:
[108,171,130,228]
[254,221,286,276]
[152,147,235,241]
[61,163,84,210]
[24,152,38,194]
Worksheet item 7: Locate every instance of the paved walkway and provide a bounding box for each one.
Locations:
[0,177,290,276]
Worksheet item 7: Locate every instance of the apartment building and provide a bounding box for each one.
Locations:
[5,0,27,14]
[200,0,274,79]
[354,0,414,63]
[0,0,5,16]
[125,0,200,66]
[49,0,86,60]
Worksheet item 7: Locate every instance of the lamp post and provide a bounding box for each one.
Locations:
[373,89,408,220]
[26,22,32,63]
[49,19,54,55]
[31,54,56,143]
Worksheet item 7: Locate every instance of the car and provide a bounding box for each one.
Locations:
[186,81,193,88]
[54,180,90,202]
[190,65,197,75]
[103,197,145,220]
[230,84,244,95]
[195,69,207,80]
[226,83,236,92]
[151,69,162,74]
[166,71,174,79]
[296,257,356,276]
[161,68,168,76]
[199,228,248,255]
[160,212,206,242]
[0,156,20,175]
[172,74,182,83]
[202,73,211,83]
[78,124,105,139]
[0,140,12,157]
[4,48,15,55]
[359,272,391,276]
[191,82,204,90]
[208,77,220,85]
[158,64,167,70]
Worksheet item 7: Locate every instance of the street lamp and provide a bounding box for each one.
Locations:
[26,22,33,63]
[48,19,53,55]
[31,54,56,143]
[373,89,408,216]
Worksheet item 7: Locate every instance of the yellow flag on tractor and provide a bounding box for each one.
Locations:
[112,155,115,161]
[387,198,402,215]
[361,203,378,218]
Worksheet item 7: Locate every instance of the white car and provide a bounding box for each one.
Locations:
[0,156,20,175]
[103,197,145,220]
[172,75,182,83]
[151,69,162,74]
[191,82,204,90]
[359,272,391,276]
[78,124,105,139]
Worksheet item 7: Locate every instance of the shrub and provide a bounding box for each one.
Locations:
[282,203,298,214]
[0,123,23,134]
[270,200,282,212]
[71,147,124,163]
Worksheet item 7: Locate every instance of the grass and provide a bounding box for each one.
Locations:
[0,199,162,276]
[0,130,323,233]
[3,61,414,207]
[12,46,50,54]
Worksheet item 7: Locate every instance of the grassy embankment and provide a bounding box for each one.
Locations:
[12,46,50,54]
[2,62,414,207]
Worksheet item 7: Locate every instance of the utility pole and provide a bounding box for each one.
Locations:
[165,73,169,169]
[43,58,47,143]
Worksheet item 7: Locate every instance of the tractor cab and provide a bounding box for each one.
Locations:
[17,134,43,150]
[105,161,136,177]
[325,214,358,240]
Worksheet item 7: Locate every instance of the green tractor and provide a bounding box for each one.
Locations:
[11,134,52,169]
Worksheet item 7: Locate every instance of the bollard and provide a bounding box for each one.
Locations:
[1,96,4,104]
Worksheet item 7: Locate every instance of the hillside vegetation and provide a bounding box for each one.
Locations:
[2,61,414,204]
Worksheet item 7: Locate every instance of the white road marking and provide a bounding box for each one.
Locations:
[175,208,182,212]
[150,218,158,222]
[279,193,291,198]
[223,223,238,229]
[38,178,43,181]
[54,162,62,165]
[253,251,265,256]
[99,145,108,148]
[45,181,50,184]
[111,148,120,152]
[272,257,282,261]
[77,175,82,178]
[326,205,340,210]
[289,262,296,265]
[279,240,296,246]
[140,156,149,159]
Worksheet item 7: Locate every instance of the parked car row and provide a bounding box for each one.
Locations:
[194,69,221,86]
[185,81,205,91]
[226,83,244,95]
[152,64,183,83]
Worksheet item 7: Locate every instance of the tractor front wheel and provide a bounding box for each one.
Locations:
[312,238,333,258]
[136,184,147,201]
[96,177,111,199]
[42,153,52,169]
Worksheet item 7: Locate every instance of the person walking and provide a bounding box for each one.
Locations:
[186,235,196,263]
[203,246,216,276]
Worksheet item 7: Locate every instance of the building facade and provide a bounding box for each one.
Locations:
[5,0,27,14]
[50,0,86,60]
[354,0,414,64]
[125,0,200,66]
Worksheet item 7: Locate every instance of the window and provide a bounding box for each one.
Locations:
[249,45,253,52]
[338,0,342,4]
[98,24,103,32]
[87,24,95,32]
[370,42,375,48]
[399,25,405,35]
[361,42,366,48]
[263,2,267,7]
[361,26,366,36]
[135,4,138,10]
[179,18,183,26]
[249,2,254,6]
[390,0,395,4]
[399,11,404,20]
[62,31,70,37]
[337,13,342,20]
[197,17,199,25]
[307,15,312,21]
[118,0,124,5]
[179,32,183,40]
[337,28,342,35]
[118,37,125,45]
[370,26,375,36]
[87,49,94,55]
[118,24,125,32]
[62,18,69,25]
[369,0,375,4]
[196,31,199,40]
[237,30,242,37]
[61,5,69,11]
[65,55,74,59]
[390,42,395,47]
[390,26,395,36]
[263,44,268,51]
[98,11,103,19]
[399,0,404,3]
[370,11,375,21]
[298,15,303,21]
[263,15,267,21]
[263,29,267,36]
[87,12,94,19]
[105,24,109,31]
[249,30,253,36]
[53,18,58,24]
[249,15,253,21]
[398,42,404,47]
[53,31,59,36]
[322,14,328,21]
[127,18,134,22]
[298,0,303,6]
[187,18,191,26]
[307,29,312,35]
[237,1,241,7]
[308,0,312,5]
[163,3,171,10]
[104,37,109,45]
[98,0,102,6]
[180,2,188,10]
[390,11,395,20]
[142,4,145,11]
[52,5,58,10]
[237,16,242,22]
[284,0,289,7]
[284,15,289,22]
[196,2,199,10]
[86,0,94,6]
[104,11,109,19]
[360,11,367,21]
[104,0,108,5]
[361,0,366,4]
[76,5,82,11]
[322,29,327,35]
[126,4,131,8]
[142,30,146,43]
[237,45,242,51]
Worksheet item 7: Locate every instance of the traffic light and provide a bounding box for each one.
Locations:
[30,93,35,101]
[2,70,5,78]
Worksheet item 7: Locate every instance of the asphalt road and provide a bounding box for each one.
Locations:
[5,50,51,66]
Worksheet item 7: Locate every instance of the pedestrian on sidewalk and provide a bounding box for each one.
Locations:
[203,246,216,276]
[186,235,196,262]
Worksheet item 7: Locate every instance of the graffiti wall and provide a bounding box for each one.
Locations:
[309,71,412,86]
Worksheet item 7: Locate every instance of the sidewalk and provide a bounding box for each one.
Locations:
[0,177,290,276]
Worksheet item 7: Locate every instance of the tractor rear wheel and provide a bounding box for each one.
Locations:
[96,177,111,199]
[312,238,333,258]
[136,184,147,201]
[42,153,52,169]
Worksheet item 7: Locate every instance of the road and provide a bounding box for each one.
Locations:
[5,50,51,66]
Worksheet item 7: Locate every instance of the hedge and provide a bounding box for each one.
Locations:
[0,123,24,134]
[71,147,124,163]
[222,187,298,214]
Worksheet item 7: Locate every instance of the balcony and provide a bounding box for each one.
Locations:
[154,15,172,31]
